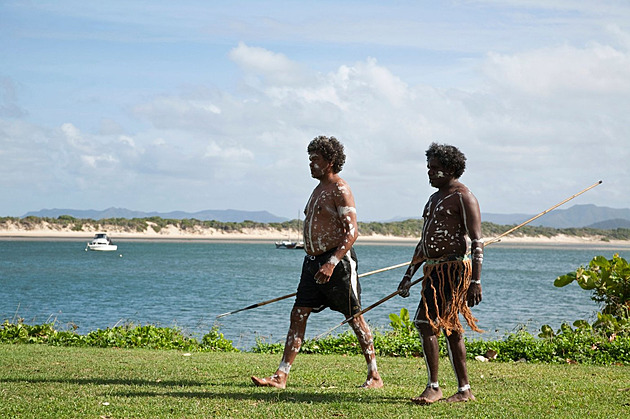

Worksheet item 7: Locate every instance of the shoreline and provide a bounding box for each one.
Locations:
[1,228,630,249]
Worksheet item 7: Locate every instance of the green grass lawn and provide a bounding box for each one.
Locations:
[2,344,629,418]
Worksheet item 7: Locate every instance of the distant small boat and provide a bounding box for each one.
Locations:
[275,240,304,249]
[275,211,305,250]
[86,233,118,251]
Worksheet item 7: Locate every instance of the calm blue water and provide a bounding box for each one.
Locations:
[1,239,628,350]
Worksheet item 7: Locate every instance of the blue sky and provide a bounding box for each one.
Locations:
[1,1,629,221]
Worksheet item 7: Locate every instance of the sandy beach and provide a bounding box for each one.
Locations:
[1,223,629,249]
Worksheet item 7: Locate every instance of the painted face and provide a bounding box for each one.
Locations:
[309,152,330,179]
[427,157,450,187]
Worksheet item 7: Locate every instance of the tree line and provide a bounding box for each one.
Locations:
[1,215,629,240]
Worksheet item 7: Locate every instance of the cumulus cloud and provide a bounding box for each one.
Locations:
[229,42,310,86]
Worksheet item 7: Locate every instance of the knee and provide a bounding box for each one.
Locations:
[413,318,428,332]
[414,319,435,337]
[350,316,370,333]
[445,330,464,344]
[350,316,373,339]
[290,307,310,323]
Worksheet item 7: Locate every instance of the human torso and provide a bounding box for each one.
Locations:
[421,186,470,259]
[303,178,356,256]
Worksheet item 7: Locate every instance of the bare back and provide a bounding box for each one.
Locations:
[303,177,358,256]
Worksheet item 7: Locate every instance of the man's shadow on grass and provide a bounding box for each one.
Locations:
[0,377,404,404]
[0,377,206,388]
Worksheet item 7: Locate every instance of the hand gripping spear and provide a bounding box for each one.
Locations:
[313,180,603,339]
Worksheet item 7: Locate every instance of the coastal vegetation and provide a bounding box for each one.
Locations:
[3,308,629,365]
[551,253,630,336]
[2,215,630,240]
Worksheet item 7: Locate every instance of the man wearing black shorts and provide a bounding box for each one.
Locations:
[251,135,383,389]
[296,248,361,316]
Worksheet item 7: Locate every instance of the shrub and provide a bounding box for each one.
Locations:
[554,254,630,334]
[200,327,240,352]
[0,320,239,352]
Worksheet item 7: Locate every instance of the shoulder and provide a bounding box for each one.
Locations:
[333,177,353,196]
[455,183,479,207]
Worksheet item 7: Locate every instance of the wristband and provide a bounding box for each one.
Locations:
[470,279,481,285]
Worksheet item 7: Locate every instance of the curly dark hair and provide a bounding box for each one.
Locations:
[425,142,467,178]
[307,135,346,173]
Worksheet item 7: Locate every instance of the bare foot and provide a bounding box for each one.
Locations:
[445,388,475,403]
[411,386,443,405]
[359,376,384,389]
[251,374,286,389]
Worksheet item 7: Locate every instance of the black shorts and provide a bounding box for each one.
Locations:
[295,248,361,317]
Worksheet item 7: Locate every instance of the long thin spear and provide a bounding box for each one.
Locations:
[215,261,410,318]
[314,180,603,339]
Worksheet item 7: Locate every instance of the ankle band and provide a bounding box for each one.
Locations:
[278,361,291,374]
[427,382,439,389]
[458,384,471,392]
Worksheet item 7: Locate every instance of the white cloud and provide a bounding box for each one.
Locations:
[484,43,630,96]
[2,2,629,219]
[229,42,309,86]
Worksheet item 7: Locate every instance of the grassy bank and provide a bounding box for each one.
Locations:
[1,344,629,418]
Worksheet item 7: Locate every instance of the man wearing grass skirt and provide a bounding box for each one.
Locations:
[251,135,383,389]
[398,142,483,404]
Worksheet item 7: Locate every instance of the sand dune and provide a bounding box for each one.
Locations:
[1,222,629,249]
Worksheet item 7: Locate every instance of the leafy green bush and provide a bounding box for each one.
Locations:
[0,320,238,352]
[251,310,630,365]
[554,254,630,334]
[83,324,198,350]
[466,321,630,365]
[373,308,424,357]
[201,327,240,352]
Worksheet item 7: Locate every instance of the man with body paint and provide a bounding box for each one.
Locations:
[397,142,483,404]
[251,135,383,389]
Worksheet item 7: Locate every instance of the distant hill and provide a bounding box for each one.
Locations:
[22,207,288,223]
[586,218,630,230]
[484,204,630,229]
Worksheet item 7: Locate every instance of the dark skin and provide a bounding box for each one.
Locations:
[398,156,483,404]
[251,151,383,389]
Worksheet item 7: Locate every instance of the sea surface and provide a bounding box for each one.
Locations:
[1,239,629,350]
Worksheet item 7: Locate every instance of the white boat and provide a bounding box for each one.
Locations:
[86,233,118,251]
[275,212,304,249]
[275,240,304,249]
